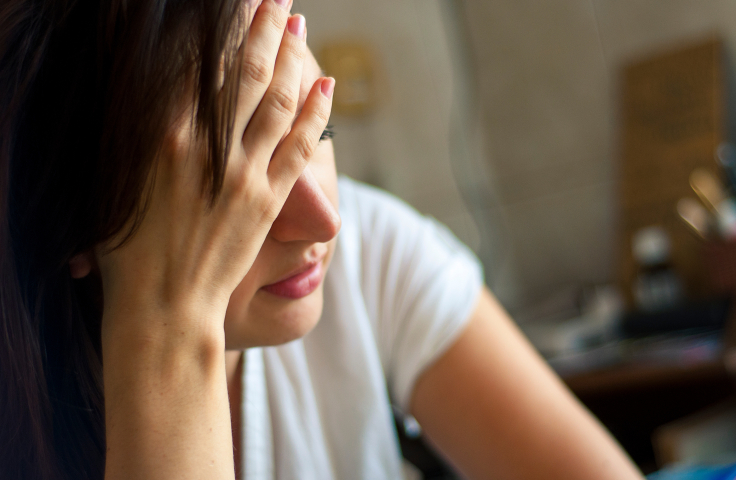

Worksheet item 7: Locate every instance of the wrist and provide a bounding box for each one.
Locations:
[101,305,234,480]
[101,303,227,363]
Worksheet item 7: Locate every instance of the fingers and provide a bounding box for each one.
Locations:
[233,0,294,136]
[241,13,306,166]
[268,77,334,197]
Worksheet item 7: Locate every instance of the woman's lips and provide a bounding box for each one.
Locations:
[261,261,324,299]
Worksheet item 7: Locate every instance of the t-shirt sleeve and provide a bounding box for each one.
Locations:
[341,177,484,412]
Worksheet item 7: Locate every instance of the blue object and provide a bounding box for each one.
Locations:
[648,464,736,480]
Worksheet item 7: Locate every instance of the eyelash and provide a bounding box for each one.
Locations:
[320,124,335,141]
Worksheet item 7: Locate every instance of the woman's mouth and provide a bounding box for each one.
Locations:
[261,261,324,299]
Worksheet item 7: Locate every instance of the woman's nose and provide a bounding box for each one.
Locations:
[268,168,341,243]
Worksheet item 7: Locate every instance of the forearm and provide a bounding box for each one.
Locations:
[102,310,234,480]
[411,288,644,480]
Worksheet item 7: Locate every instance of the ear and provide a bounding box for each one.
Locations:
[69,252,94,279]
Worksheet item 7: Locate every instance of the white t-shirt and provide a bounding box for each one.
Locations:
[239,177,483,480]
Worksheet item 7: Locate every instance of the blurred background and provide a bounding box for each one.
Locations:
[294,0,736,476]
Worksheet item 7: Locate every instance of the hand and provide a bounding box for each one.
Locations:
[100,2,333,478]
[97,0,334,338]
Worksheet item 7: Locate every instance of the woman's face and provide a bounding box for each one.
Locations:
[222,48,341,349]
[68,51,337,349]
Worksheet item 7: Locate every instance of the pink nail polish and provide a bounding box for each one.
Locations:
[321,78,335,99]
[287,15,305,39]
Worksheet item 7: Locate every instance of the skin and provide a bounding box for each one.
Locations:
[69,0,645,478]
[411,289,644,479]
[221,50,341,351]
[89,0,335,478]
[223,48,341,472]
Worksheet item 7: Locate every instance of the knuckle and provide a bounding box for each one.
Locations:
[261,5,286,33]
[160,130,182,156]
[261,198,282,222]
[161,122,193,159]
[224,158,252,198]
[232,170,250,196]
[241,55,272,87]
[267,86,298,117]
[229,178,247,201]
[292,130,317,160]
[283,39,306,61]
[315,105,331,125]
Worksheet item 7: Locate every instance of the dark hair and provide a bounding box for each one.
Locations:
[0,0,248,477]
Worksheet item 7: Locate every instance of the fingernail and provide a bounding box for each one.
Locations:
[274,0,290,10]
[287,15,305,39]
[321,77,335,99]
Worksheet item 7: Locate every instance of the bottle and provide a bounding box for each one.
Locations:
[632,226,682,311]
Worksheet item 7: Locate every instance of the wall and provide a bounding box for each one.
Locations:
[460,0,736,311]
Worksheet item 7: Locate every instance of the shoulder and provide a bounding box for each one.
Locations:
[333,178,484,411]
[338,176,423,230]
[337,175,480,270]
[333,176,483,334]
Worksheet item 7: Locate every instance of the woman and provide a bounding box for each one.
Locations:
[0,0,645,478]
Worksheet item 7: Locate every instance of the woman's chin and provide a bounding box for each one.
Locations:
[224,283,325,350]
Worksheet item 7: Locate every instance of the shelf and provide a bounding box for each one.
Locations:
[564,358,730,397]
